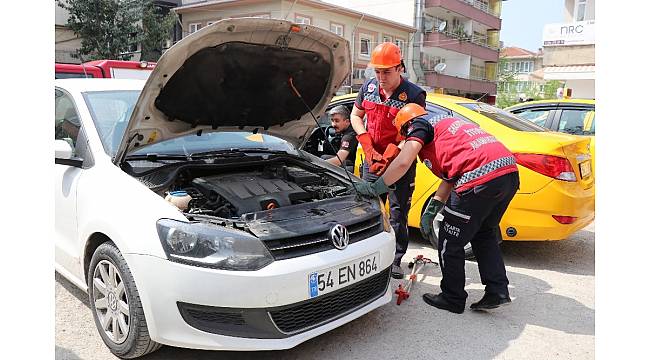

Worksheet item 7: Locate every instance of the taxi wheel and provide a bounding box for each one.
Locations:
[88,242,161,359]
[421,195,501,260]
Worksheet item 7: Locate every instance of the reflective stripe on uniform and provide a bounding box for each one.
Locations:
[454,156,516,188]
[363,94,382,104]
[443,206,471,221]
[440,237,448,269]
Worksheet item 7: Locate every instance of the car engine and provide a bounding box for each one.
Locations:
[160,163,349,218]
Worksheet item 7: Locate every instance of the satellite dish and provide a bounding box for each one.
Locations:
[438,21,447,32]
[423,18,434,32]
[364,67,376,79]
[433,63,447,73]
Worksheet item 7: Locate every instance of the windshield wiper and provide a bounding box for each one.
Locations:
[124,153,193,162]
[189,148,287,158]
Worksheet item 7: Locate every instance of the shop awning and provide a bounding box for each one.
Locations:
[544,65,595,80]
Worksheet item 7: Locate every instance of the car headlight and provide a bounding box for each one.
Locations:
[156,219,274,271]
[378,198,392,232]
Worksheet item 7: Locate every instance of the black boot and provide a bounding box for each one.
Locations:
[390,264,404,279]
[470,292,511,311]
[422,293,464,314]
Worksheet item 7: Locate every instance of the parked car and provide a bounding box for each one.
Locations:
[55,60,156,79]
[505,99,595,170]
[55,18,395,359]
[306,94,595,258]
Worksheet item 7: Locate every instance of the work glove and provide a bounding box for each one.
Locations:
[353,177,392,198]
[420,199,445,241]
[369,143,401,176]
[356,133,383,166]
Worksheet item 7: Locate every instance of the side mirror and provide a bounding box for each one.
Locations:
[55,139,84,167]
[55,139,73,159]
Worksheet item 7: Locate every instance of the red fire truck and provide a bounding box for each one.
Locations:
[55,60,156,79]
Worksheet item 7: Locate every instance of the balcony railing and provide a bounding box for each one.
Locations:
[425,27,498,50]
[460,0,498,17]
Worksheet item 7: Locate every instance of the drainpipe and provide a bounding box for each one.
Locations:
[412,0,426,85]
[350,14,365,94]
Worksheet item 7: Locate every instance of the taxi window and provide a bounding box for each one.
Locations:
[558,109,595,135]
[459,103,547,131]
[513,108,552,127]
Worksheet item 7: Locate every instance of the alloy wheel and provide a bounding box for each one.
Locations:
[92,260,130,344]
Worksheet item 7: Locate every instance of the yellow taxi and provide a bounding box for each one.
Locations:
[318,93,595,254]
[505,99,595,170]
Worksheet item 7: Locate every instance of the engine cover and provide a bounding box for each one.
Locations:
[191,172,311,214]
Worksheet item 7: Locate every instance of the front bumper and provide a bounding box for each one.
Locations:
[124,229,395,351]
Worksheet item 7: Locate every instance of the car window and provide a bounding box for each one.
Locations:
[513,108,552,127]
[55,72,95,79]
[132,132,294,156]
[82,90,296,157]
[55,89,82,156]
[459,103,547,131]
[426,103,452,118]
[83,90,140,156]
[558,109,594,135]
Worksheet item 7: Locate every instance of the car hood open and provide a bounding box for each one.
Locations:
[114,18,350,164]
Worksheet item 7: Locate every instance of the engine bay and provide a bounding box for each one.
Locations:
[135,160,351,219]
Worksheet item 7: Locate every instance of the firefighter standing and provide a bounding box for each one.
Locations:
[351,42,426,279]
[354,104,520,314]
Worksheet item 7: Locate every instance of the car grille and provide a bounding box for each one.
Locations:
[263,216,383,260]
[269,267,390,334]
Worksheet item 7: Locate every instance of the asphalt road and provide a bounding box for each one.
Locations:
[56,222,595,360]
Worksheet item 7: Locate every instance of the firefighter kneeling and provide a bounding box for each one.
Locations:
[354,104,520,314]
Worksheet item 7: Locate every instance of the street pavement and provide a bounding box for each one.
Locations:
[56,222,594,360]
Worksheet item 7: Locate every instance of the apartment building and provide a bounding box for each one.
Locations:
[55,2,81,63]
[499,46,544,93]
[417,0,505,102]
[542,0,594,98]
[175,0,416,92]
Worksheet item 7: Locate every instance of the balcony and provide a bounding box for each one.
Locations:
[425,0,502,29]
[424,72,497,95]
[423,31,499,62]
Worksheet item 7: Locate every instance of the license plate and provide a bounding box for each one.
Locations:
[579,161,592,178]
[308,253,380,298]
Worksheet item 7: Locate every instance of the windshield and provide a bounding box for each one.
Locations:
[459,103,548,132]
[83,90,296,157]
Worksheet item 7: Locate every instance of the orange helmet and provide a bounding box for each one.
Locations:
[394,103,428,140]
[368,42,402,69]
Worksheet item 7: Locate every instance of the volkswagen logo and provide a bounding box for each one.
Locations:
[329,224,349,250]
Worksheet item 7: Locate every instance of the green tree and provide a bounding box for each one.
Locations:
[543,80,564,99]
[140,1,178,62]
[58,0,177,62]
[496,57,519,108]
[58,0,143,60]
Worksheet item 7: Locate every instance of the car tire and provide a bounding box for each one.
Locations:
[420,196,502,260]
[88,242,161,359]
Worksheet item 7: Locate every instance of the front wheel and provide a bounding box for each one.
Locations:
[88,242,161,359]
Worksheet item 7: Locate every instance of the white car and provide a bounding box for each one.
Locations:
[55,18,395,359]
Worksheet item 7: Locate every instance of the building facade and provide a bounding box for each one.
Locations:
[417,0,505,102]
[55,1,82,63]
[542,0,595,99]
[174,0,416,93]
[499,46,545,94]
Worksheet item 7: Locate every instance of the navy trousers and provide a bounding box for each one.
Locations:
[362,161,417,265]
[437,172,520,307]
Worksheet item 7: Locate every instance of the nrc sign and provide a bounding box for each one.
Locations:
[543,20,594,46]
